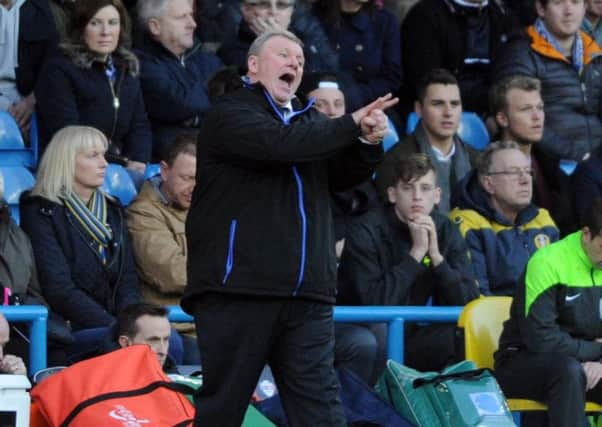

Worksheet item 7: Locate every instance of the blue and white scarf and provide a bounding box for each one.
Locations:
[535,17,584,74]
[63,190,113,263]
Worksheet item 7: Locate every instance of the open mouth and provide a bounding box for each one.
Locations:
[279,72,295,86]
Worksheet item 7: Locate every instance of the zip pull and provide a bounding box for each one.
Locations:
[581,82,588,105]
[113,97,120,110]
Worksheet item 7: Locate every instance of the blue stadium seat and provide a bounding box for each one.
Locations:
[1,166,36,224]
[405,111,490,151]
[144,163,160,180]
[405,112,420,135]
[101,163,138,206]
[0,111,38,169]
[457,112,490,150]
[382,116,400,152]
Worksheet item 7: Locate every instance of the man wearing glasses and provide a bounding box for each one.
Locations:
[218,0,338,74]
[450,140,559,296]
[338,153,478,372]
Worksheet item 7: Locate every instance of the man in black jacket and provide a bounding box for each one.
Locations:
[338,154,479,372]
[181,30,397,426]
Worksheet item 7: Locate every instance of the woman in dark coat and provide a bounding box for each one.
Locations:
[20,125,140,363]
[35,0,151,179]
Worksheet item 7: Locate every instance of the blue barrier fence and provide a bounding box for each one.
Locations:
[0,305,463,376]
[0,305,47,375]
[168,305,463,363]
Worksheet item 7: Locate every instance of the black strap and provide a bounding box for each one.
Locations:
[61,380,198,427]
[412,368,490,388]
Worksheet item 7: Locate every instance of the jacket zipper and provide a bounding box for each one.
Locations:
[292,167,307,296]
[581,80,594,156]
[262,91,314,295]
[222,219,237,285]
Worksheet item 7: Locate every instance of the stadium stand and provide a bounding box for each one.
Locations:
[101,163,138,207]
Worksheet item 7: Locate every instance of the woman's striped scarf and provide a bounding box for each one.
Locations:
[63,190,113,263]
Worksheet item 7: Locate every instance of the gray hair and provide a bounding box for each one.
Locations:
[477,140,521,177]
[137,0,172,28]
[247,30,303,59]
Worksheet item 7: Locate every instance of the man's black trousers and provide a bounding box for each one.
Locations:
[191,293,347,427]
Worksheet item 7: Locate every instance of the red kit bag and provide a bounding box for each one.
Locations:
[31,345,196,427]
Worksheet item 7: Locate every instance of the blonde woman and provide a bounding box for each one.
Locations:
[20,125,140,363]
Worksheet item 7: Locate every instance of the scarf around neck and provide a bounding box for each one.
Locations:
[63,190,113,263]
[535,17,584,74]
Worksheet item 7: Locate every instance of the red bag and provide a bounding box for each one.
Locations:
[31,345,196,427]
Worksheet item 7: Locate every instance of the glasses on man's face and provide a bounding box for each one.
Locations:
[486,168,535,180]
[244,1,295,10]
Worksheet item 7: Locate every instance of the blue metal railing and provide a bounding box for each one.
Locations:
[0,304,462,376]
[0,305,47,375]
[168,305,463,363]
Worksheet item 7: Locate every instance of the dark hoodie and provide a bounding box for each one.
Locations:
[449,170,559,296]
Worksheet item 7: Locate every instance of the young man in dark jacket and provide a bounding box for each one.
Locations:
[338,153,479,372]
[181,30,396,426]
[377,69,473,214]
[495,197,602,427]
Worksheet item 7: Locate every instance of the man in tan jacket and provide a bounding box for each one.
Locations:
[127,134,197,364]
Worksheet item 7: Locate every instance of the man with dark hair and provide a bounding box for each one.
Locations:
[338,153,478,372]
[182,29,396,426]
[377,68,473,214]
[115,303,174,371]
[450,140,559,296]
[135,0,224,161]
[495,196,602,426]
[127,134,198,364]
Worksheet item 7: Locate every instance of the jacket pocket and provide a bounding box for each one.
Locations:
[222,219,237,285]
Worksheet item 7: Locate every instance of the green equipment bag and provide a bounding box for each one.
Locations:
[168,374,275,427]
[376,359,516,427]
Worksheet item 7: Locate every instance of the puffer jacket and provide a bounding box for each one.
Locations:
[494,26,602,161]
[449,170,559,296]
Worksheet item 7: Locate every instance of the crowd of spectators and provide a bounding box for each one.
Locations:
[3,0,602,424]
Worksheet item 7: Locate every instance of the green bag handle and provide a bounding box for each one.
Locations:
[412,368,491,388]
